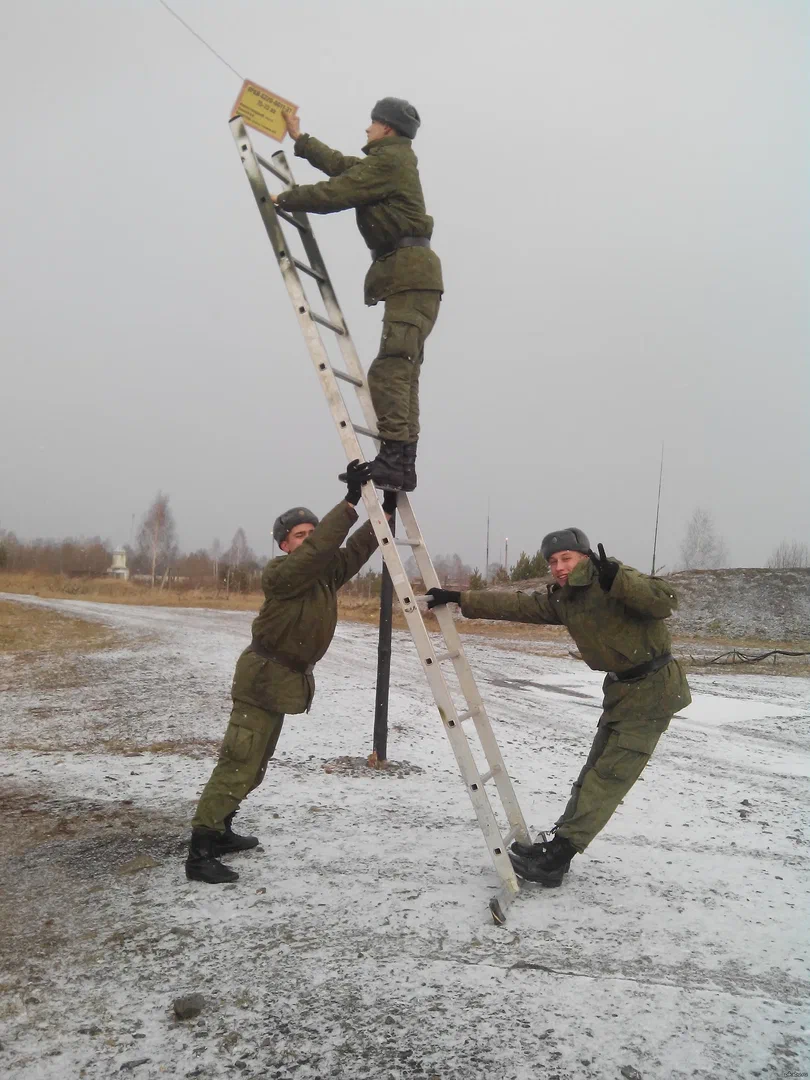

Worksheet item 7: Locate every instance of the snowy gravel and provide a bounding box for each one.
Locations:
[0,594,808,1080]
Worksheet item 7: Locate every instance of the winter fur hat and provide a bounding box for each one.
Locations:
[273,506,319,547]
[540,528,591,560]
[371,97,421,139]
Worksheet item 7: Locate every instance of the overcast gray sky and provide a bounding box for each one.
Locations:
[2,0,808,572]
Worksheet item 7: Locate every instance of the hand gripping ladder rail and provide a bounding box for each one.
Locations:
[230,117,530,923]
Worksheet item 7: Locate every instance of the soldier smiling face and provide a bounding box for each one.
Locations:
[280,522,316,554]
[548,550,589,587]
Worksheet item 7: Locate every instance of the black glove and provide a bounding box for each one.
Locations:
[382,490,398,515]
[588,543,619,592]
[342,459,371,505]
[426,587,461,609]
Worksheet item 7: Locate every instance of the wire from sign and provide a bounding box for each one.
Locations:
[157,0,244,80]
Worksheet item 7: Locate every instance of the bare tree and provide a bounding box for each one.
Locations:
[225,528,259,595]
[432,552,472,587]
[210,537,222,588]
[767,540,810,568]
[136,492,178,587]
[680,508,730,570]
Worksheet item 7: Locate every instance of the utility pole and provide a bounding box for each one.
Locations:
[373,512,395,763]
[504,537,509,577]
[485,500,491,583]
[651,443,664,575]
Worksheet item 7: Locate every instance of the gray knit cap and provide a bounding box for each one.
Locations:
[540,528,591,560]
[273,506,319,547]
[371,97,421,139]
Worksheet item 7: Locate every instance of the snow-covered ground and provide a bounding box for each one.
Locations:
[1,595,808,1080]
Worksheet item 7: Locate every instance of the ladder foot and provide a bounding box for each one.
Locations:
[489,880,520,925]
[489,897,507,925]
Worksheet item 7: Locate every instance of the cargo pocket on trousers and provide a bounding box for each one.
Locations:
[378,321,421,362]
[221,722,255,764]
[594,732,650,783]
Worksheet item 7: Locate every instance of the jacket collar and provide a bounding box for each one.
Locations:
[567,558,596,588]
[362,135,413,155]
[549,558,595,596]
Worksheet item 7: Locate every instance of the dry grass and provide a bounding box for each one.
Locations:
[0,572,262,611]
[0,599,122,655]
[3,574,807,675]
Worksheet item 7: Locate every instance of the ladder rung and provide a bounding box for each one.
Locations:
[256,154,290,184]
[394,538,421,548]
[332,368,363,388]
[434,650,460,663]
[276,208,310,232]
[292,258,327,284]
[502,824,520,847]
[310,312,345,335]
[456,707,479,723]
[353,424,380,439]
[479,767,499,786]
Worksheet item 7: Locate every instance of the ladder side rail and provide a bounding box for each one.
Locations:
[397,497,529,839]
[434,607,529,839]
[366,504,520,895]
[270,150,381,441]
[231,120,370,467]
[360,488,520,885]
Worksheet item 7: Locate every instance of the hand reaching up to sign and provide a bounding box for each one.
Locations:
[284,112,301,141]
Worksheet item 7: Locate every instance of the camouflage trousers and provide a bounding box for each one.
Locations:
[554,712,672,852]
[192,702,284,832]
[367,290,442,443]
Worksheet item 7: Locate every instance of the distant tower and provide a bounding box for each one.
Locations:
[109,547,130,580]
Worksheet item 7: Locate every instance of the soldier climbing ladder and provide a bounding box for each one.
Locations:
[230,115,530,923]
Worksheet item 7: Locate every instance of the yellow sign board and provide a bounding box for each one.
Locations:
[231,81,298,142]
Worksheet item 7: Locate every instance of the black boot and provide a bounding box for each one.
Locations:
[401,442,418,492]
[368,440,405,490]
[214,812,259,855]
[509,834,578,887]
[185,828,239,884]
[510,829,568,868]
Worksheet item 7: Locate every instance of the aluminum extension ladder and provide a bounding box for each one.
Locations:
[230,116,530,923]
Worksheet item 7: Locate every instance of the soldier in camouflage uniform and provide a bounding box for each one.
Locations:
[273,99,444,493]
[186,462,394,884]
[427,528,691,887]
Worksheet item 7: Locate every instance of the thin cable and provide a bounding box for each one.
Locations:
[157,0,244,81]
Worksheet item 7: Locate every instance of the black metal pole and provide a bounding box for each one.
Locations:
[373,512,394,762]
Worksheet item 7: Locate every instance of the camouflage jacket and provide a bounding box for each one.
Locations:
[231,501,378,715]
[275,134,444,304]
[460,559,691,721]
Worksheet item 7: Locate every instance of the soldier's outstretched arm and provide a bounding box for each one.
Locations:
[266,502,360,599]
[609,564,679,619]
[332,491,396,588]
[283,113,362,175]
[459,589,562,625]
[332,522,379,589]
[294,135,363,176]
[275,153,397,215]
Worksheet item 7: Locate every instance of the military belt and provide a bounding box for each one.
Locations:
[248,638,314,676]
[372,236,431,260]
[609,653,673,683]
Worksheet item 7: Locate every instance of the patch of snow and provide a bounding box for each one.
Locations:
[1,595,808,1079]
